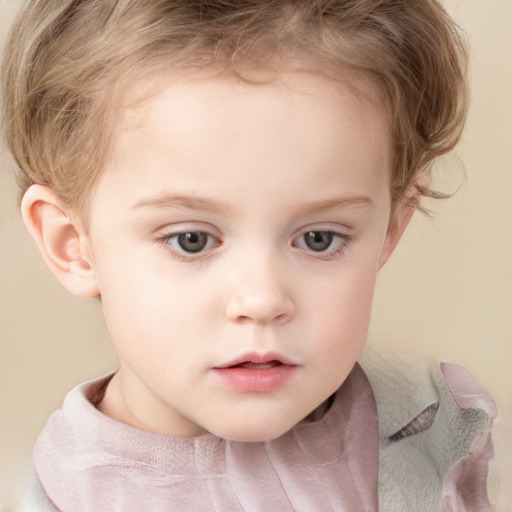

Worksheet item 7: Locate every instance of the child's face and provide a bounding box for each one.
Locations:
[83,71,406,441]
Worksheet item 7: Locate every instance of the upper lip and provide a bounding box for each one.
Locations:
[213,351,299,369]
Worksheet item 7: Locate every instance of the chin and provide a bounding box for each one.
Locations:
[209,418,298,442]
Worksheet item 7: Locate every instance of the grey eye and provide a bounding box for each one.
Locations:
[176,232,209,253]
[303,231,334,251]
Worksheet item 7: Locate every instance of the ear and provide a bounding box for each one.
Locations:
[377,200,415,269]
[378,174,428,269]
[21,185,100,299]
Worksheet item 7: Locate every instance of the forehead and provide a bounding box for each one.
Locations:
[118,64,386,130]
[95,69,392,216]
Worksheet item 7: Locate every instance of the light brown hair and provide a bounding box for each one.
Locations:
[1,0,468,219]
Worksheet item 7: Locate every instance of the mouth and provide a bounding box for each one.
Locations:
[230,360,282,370]
[214,351,299,369]
[212,352,299,393]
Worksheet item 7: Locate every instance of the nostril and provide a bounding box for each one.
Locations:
[273,312,290,324]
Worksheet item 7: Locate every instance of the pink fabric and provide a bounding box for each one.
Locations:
[441,362,497,512]
[33,364,379,512]
[30,361,496,512]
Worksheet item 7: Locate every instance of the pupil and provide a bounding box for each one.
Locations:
[177,232,207,253]
[305,231,332,251]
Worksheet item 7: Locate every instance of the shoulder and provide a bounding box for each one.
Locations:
[4,470,59,512]
[360,354,496,512]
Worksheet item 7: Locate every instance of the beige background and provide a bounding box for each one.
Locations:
[1,0,511,508]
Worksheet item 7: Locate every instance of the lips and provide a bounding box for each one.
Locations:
[231,360,282,370]
[212,352,298,393]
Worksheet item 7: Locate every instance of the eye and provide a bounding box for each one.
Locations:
[174,232,209,253]
[303,231,334,251]
[159,230,220,258]
[292,230,350,257]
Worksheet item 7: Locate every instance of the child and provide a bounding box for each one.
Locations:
[1,1,496,511]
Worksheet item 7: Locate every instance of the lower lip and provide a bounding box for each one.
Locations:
[212,364,297,392]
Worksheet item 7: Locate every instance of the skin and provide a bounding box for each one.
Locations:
[22,71,415,441]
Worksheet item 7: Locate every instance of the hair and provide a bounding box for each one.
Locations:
[1,0,468,221]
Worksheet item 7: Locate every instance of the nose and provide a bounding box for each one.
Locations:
[224,257,296,325]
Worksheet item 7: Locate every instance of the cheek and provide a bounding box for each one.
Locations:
[95,250,218,364]
[304,269,377,356]
[312,263,377,318]
[95,255,171,343]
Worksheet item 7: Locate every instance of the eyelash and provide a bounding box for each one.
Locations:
[156,229,352,262]
[292,230,352,260]
[156,231,221,262]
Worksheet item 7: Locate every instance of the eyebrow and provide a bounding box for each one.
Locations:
[131,193,373,214]
[294,195,373,216]
[131,194,231,213]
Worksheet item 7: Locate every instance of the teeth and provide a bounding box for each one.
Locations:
[237,361,281,369]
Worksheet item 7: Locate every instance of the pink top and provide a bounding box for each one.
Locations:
[27,362,496,512]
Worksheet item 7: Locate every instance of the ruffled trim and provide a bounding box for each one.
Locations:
[440,362,497,512]
[360,354,497,512]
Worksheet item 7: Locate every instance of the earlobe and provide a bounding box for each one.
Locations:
[21,185,100,299]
